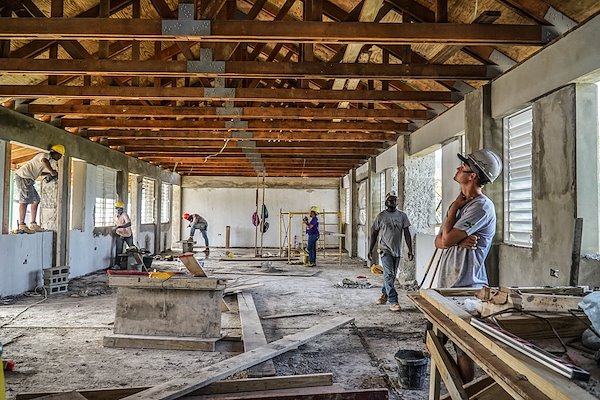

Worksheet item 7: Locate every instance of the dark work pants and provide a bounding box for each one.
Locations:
[115,235,133,268]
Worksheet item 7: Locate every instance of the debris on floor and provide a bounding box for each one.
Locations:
[334,277,376,289]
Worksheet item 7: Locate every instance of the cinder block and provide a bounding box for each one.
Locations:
[44,273,69,286]
[45,283,68,295]
[43,266,70,278]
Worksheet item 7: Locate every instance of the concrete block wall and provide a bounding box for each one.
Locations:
[0,231,53,296]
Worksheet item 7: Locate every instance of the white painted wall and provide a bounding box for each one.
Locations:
[415,233,438,288]
[376,145,397,172]
[68,231,113,277]
[181,187,339,248]
[0,232,53,297]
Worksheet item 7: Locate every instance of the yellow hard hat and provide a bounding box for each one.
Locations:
[115,200,125,208]
[50,144,65,156]
[310,206,319,214]
[370,264,383,274]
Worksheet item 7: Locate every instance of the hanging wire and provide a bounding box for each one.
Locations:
[204,139,230,163]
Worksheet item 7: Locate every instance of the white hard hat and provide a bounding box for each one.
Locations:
[458,148,503,184]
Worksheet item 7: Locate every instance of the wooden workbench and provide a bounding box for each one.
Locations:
[409,289,596,400]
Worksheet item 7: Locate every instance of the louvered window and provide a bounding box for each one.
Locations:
[141,178,155,224]
[503,108,533,246]
[94,166,117,227]
[160,183,171,223]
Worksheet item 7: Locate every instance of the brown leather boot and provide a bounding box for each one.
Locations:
[376,294,388,305]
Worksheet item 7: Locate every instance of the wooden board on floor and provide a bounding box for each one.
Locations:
[30,393,87,400]
[186,385,388,399]
[238,292,277,377]
[121,316,354,400]
[179,254,208,277]
[103,334,220,351]
[16,374,335,400]
[218,257,296,262]
[213,270,318,277]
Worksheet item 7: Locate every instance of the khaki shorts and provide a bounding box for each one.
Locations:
[15,175,40,204]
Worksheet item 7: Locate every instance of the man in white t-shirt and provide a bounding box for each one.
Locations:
[14,144,65,233]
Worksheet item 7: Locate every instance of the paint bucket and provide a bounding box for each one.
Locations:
[394,349,428,389]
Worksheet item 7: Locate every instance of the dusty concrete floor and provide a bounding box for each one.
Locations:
[0,249,429,399]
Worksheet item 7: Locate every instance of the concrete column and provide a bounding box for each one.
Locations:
[396,136,407,210]
[575,83,599,253]
[0,140,10,234]
[366,157,378,265]
[130,175,141,245]
[56,155,71,266]
[464,83,503,284]
[172,184,182,246]
[70,160,87,231]
[155,180,162,253]
[350,168,358,257]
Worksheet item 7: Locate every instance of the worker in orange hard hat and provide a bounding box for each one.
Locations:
[13,144,65,234]
[184,213,209,253]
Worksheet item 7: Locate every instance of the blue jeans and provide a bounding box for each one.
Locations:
[190,223,209,247]
[307,234,319,264]
[380,251,401,304]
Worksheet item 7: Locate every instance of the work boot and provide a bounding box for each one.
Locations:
[29,222,45,232]
[376,294,388,305]
[389,303,401,312]
[18,224,35,234]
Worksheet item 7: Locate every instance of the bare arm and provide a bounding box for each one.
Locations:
[41,157,57,176]
[403,227,414,260]
[435,193,473,249]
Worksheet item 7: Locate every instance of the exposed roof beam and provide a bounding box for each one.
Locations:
[0,19,554,45]
[0,85,458,103]
[87,130,399,142]
[63,118,408,132]
[26,104,433,120]
[0,59,495,80]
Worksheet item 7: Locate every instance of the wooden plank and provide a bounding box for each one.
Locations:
[185,385,389,399]
[0,19,551,45]
[16,374,335,400]
[178,254,208,277]
[108,276,223,290]
[121,316,354,400]
[435,286,588,297]
[418,290,595,400]
[439,375,494,400]
[29,393,86,400]
[410,294,551,400]
[103,334,218,351]
[261,312,316,320]
[469,382,510,400]
[426,331,468,400]
[238,293,277,377]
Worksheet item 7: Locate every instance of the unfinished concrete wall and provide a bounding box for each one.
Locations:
[180,180,339,248]
[0,106,180,292]
[499,85,577,286]
[0,232,53,296]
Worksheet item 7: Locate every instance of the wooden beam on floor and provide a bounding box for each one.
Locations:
[16,373,335,400]
[426,330,468,399]
[238,292,277,377]
[120,316,354,400]
[0,19,553,45]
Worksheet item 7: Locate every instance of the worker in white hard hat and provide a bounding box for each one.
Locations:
[113,200,133,269]
[433,148,503,383]
[368,191,413,312]
[302,206,320,267]
[13,144,65,234]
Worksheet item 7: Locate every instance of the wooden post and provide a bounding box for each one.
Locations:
[0,140,10,234]
[225,225,230,249]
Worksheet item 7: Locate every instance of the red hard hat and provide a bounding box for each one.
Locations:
[183,213,190,220]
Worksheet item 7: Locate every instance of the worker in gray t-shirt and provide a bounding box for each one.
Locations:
[434,148,502,384]
[369,191,414,312]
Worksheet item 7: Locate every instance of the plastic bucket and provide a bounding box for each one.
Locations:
[394,349,428,389]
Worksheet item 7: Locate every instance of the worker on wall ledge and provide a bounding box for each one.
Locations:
[13,144,64,234]
[113,200,133,269]
[368,191,414,312]
[184,213,209,253]
[302,206,320,267]
[434,148,503,383]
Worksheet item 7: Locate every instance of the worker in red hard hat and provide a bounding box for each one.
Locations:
[183,213,209,253]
